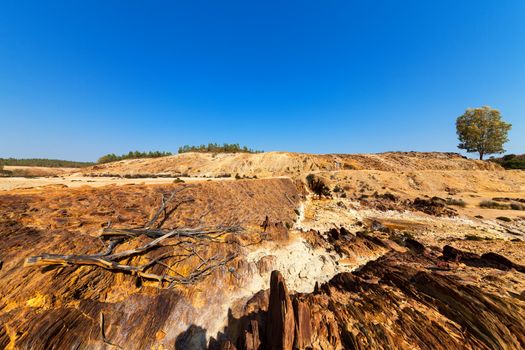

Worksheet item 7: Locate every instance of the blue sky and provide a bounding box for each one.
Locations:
[1,1,524,161]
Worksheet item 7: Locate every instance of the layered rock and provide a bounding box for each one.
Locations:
[292,299,312,349]
[222,240,525,350]
[266,270,295,350]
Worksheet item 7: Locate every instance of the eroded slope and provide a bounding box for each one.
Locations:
[81,152,501,178]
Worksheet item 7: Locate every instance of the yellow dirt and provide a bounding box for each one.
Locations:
[80,151,501,178]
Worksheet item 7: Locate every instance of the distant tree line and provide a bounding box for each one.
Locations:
[489,154,525,170]
[2,143,262,168]
[0,158,94,168]
[178,143,263,154]
[97,151,173,164]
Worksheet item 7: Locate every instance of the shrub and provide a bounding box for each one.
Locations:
[496,216,512,222]
[490,154,525,170]
[446,198,467,207]
[430,196,447,205]
[465,234,486,241]
[377,192,398,202]
[306,174,331,198]
[492,197,510,202]
[510,203,525,211]
[479,200,509,210]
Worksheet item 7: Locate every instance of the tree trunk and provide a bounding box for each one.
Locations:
[479,152,484,160]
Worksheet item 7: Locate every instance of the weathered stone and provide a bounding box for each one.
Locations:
[256,255,277,274]
[242,320,261,350]
[220,340,237,350]
[292,299,312,349]
[328,228,340,240]
[266,270,295,350]
[404,238,426,254]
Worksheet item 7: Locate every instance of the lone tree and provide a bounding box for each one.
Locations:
[456,106,511,160]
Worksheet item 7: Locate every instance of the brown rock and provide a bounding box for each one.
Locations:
[221,340,237,350]
[328,228,340,240]
[242,320,261,350]
[292,299,312,349]
[266,270,295,350]
[256,255,277,274]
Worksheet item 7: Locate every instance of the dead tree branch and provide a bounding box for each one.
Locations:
[25,187,242,288]
[144,186,194,229]
[100,225,242,239]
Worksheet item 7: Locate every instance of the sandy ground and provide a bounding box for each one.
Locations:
[0,176,235,191]
[2,165,78,177]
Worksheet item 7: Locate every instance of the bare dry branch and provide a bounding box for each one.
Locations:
[144,186,194,229]
[25,187,241,288]
[100,225,242,239]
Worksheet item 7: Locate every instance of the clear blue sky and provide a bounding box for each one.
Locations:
[1,1,524,161]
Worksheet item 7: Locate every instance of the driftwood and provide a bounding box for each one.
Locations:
[25,187,242,287]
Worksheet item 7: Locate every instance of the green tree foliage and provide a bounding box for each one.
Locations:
[178,143,262,154]
[456,106,512,160]
[97,151,172,164]
[0,158,94,168]
[490,154,525,170]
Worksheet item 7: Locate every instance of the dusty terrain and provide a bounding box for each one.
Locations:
[80,151,500,178]
[0,175,229,191]
[1,166,78,178]
[0,152,524,349]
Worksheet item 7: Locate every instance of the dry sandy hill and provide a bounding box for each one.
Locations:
[2,152,525,349]
[81,151,501,178]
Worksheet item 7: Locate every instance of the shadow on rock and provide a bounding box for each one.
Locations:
[175,325,207,350]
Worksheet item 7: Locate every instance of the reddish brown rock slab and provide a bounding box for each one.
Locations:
[242,320,261,350]
[220,340,237,350]
[266,270,295,350]
[292,299,312,349]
